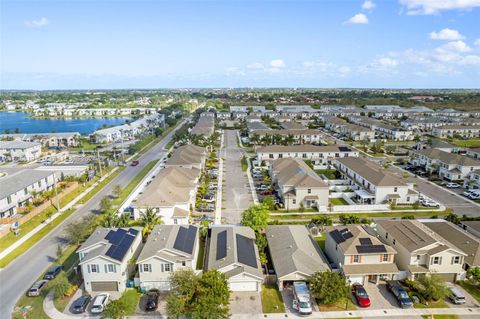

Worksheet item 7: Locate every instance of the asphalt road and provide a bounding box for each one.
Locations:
[220,130,253,224]
[0,119,187,317]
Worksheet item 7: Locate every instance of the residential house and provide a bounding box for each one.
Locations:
[432,125,480,138]
[0,141,42,162]
[460,221,480,239]
[256,144,358,169]
[205,226,263,292]
[422,220,480,269]
[325,225,399,285]
[412,148,480,181]
[190,115,215,138]
[165,144,206,170]
[0,168,56,218]
[376,220,467,281]
[136,225,200,291]
[270,158,329,210]
[230,106,249,113]
[266,225,330,290]
[77,227,142,293]
[335,157,418,205]
[133,167,201,224]
[250,129,322,145]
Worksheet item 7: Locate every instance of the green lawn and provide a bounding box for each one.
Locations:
[330,197,349,206]
[450,139,480,148]
[118,289,141,315]
[315,169,338,180]
[196,238,206,270]
[270,210,449,222]
[318,298,356,311]
[414,299,450,309]
[261,285,285,313]
[315,234,326,250]
[241,156,248,172]
[458,281,480,303]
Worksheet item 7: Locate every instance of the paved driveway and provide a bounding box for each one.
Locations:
[362,283,400,309]
[230,292,262,315]
[220,130,253,224]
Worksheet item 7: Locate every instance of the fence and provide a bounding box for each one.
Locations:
[331,204,390,212]
[0,182,79,238]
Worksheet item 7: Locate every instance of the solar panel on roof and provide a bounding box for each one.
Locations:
[216,230,227,260]
[128,228,139,235]
[105,229,127,245]
[342,232,354,240]
[173,226,197,254]
[330,230,345,244]
[359,238,373,245]
[356,245,386,254]
[104,229,136,261]
[236,234,257,268]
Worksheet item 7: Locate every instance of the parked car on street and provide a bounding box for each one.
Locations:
[91,293,110,314]
[445,182,461,188]
[44,265,63,280]
[145,289,160,311]
[421,198,440,208]
[27,280,48,297]
[352,284,371,308]
[72,295,92,314]
[386,281,413,308]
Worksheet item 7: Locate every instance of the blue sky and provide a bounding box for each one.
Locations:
[1,0,479,89]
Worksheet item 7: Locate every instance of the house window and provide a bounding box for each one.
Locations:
[182,261,186,266]
[302,153,307,158]
[278,154,283,159]
[90,264,99,273]
[417,255,421,261]
[7,196,12,204]
[269,154,274,159]
[292,199,296,204]
[394,187,398,192]
[382,254,389,262]
[174,219,178,225]
[24,188,28,195]
[393,239,396,245]
[143,264,151,272]
[432,256,441,265]
[386,233,388,239]
[307,189,311,194]
[38,181,41,187]
[353,255,359,263]
[164,263,172,272]
[452,256,461,264]
[107,264,116,273]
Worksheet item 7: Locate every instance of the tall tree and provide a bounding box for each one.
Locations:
[240,204,269,233]
[310,271,348,305]
[140,207,163,238]
[192,270,230,319]
[99,196,112,213]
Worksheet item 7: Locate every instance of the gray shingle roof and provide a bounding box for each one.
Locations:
[271,158,328,188]
[266,225,330,279]
[0,169,55,199]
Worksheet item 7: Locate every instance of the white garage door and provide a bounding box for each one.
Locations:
[229,281,258,292]
[348,276,365,285]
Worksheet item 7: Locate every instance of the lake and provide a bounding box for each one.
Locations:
[0,112,132,135]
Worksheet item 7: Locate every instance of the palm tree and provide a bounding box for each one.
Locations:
[285,134,295,145]
[115,213,131,227]
[250,134,260,145]
[103,211,117,227]
[140,208,163,239]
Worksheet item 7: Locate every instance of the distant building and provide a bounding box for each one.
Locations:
[0,141,42,162]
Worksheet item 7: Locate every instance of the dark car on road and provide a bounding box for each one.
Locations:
[386,281,413,308]
[44,265,63,280]
[352,284,371,308]
[145,289,160,311]
[72,295,91,314]
[131,160,140,166]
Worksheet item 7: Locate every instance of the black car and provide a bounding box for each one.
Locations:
[44,265,63,280]
[386,281,413,308]
[71,295,91,314]
[145,289,160,311]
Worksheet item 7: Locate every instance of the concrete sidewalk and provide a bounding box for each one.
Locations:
[0,167,119,262]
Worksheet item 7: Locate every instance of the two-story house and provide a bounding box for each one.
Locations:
[325,225,399,285]
[376,220,467,281]
[136,225,200,291]
[270,158,329,210]
[77,227,142,293]
[205,226,263,292]
[335,157,418,205]
[165,144,206,170]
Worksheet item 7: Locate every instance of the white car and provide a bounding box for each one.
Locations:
[445,183,461,188]
[91,293,109,314]
[421,199,439,208]
[469,193,480,200]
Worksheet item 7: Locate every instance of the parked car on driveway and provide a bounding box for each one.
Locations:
[145,289,160,311]
[72,295,91,314]
[44,265,63,280]
[260,190,274,196]
[352,284,371,308]
[448,286,466,305]
[445,182,461,188]
[91,293,109,314]
[386,281,413,308]
[27,280,48,297]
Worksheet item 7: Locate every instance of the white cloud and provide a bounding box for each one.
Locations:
[475,39,480,47]
[441,40,472,53]
[247,62,264,70]
[25,17,49,28]
[429,28,465,40]
[224,67,245,76]
[346,13,369,24]
[399,0,480,15]
[362,0,376,10]
[270,59,286,68]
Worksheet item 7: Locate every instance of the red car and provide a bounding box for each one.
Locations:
[352,284,371,308]
[131,160,140,166]
[260,190,273,196]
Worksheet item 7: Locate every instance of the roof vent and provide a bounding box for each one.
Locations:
[288,245,293,249]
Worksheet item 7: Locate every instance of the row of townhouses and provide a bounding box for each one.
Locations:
[33,107,158,117]
[77,219,480,294]
[0,141,42,162]
[324,116,375,141]
[0,132,80,148]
